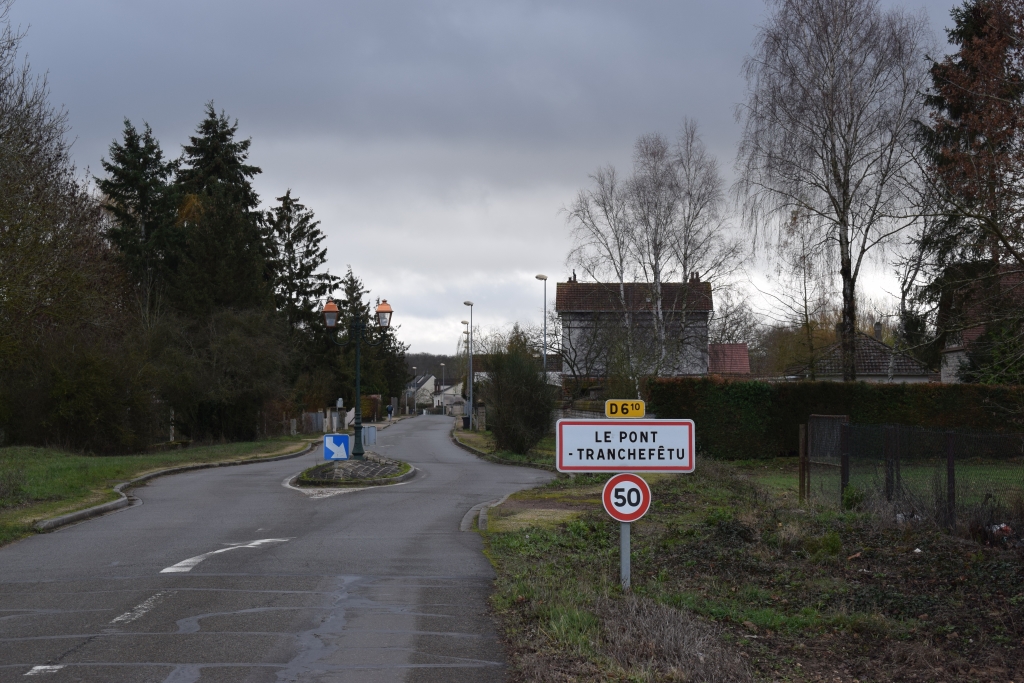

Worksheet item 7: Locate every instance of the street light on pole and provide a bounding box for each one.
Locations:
[321,298,393,460]
[536,274,548,381]
[409,366,416,416]
[439,363,445,413]
[464,301,474,430]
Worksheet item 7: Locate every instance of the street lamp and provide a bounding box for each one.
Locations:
[409,366,417,416]
[464,301,474,429]
[536,274,547,381]
[322,298,394,460]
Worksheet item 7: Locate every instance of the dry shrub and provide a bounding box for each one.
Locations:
[514,651,605,682]
[595,596,752,683]
[879,641,965,680]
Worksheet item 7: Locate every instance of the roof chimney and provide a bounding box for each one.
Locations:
[874,322,882,339]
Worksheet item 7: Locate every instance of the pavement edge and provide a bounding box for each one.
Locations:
[34,441,315,532]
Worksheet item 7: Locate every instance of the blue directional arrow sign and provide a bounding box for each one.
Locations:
[324,434,350,460]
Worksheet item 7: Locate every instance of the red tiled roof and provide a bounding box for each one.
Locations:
[709,343,750,375]
[555,281,713,313]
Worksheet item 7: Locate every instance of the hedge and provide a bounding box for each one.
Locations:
[646,377,1024,460]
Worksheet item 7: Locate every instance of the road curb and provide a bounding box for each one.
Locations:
[34,442,315,532]
[292,461,419,488]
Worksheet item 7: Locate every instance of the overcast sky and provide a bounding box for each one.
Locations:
[10,0,957,353]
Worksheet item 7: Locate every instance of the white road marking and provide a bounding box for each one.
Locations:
[25,666,64,676]
[110,591,170,623]
[160,538,290,573]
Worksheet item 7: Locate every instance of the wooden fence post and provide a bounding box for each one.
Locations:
[799,424,807,504]
[884,426,895,502]
[840,423,850,501]
[946,432,956,529]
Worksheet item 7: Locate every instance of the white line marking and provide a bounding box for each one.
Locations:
[159,538,289,573]
[110,592,170,624]
[25,666,64,676]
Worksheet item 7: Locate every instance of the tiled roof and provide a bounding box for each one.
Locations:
[792,333,931,377]
[709,343,750,375]
[555,281,713,313]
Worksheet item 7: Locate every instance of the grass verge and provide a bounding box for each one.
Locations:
[0,437,310,546]
[484,458,1024,682]
[453,428,556,471]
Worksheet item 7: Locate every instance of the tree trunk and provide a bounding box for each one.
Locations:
[840,258,857,382]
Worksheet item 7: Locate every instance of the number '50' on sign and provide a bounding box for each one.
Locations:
[602,473,651,522]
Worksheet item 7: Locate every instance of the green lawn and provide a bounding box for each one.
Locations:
[0,437,311,546]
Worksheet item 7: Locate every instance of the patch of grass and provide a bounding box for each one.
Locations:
[485,457,1024,681]
[0,437,310,545]
[453,428,556,470]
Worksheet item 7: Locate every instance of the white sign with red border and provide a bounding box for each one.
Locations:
[602,473,652,522]
[556,419,695,473]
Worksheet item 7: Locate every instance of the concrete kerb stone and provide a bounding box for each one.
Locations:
[34,441,316,532]
[288,452,419,489]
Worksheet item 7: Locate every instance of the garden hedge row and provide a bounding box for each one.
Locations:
[646,377,1024,460]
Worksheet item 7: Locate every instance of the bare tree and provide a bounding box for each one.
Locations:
[672,120,745,286]
[759,212,837,379]
[566,122,743,386]
[736,0,930,380]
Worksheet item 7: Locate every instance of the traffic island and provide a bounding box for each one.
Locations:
[295,454,415,487]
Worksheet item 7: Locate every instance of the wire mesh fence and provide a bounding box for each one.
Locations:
[804,415,1024,535]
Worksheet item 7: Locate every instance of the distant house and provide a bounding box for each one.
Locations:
[708,343,751,377]
[406,375,435,406]
[555,274,714,382]
[433,382,464,413]
[788,325,934,383]
[937,264,1024,383]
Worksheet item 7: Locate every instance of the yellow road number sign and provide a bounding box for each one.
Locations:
[605,400,645,418]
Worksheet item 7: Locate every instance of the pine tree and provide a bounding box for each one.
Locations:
[266,190,339,335]
[96,119,177,321]
[171,103,270,315]
[329,268,409,406]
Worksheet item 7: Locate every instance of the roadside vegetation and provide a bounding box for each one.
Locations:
[0,437,310,547]
[485,459,1024,682]
[454,427,556,471]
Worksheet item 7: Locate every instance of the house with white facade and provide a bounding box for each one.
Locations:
[555,274,714,384]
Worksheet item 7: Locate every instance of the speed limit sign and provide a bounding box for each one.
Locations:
[602,473,651,523]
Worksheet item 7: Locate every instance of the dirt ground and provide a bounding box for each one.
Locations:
[484,462,1024,682]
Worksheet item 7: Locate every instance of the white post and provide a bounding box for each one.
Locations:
[620,522,631,591]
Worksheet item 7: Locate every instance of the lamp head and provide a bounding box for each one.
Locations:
[322,300,340,328]
[375,299,393,328]
[536,274,548,281]
[463,301,473,307]
[461,320,469,325]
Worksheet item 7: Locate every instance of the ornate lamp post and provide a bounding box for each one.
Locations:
[536,274,547,379]
[463,301,474,429]
[322,298,394,460]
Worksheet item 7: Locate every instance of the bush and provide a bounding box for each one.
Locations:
[481,325,554,454]
[647,377,1024,459]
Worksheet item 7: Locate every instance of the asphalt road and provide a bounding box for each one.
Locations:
[0,416,553,682]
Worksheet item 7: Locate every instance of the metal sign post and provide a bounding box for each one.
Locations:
[602,473,651,591]
[620,522,630,590]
